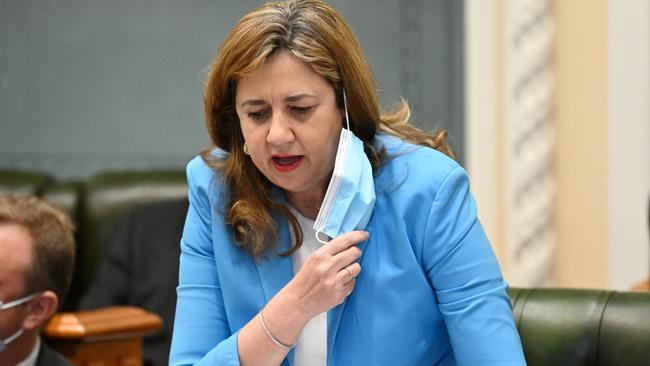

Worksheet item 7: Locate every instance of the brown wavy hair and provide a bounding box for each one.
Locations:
[201,0,453,258]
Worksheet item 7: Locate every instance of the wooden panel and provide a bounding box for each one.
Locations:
[44,306,162,366]
[49,338,142,366]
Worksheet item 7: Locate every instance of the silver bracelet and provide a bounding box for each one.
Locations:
[259,309,294,351]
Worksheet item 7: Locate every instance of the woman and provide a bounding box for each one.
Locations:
[170,1,527,365]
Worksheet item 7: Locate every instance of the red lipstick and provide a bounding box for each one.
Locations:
[272,155,303,172]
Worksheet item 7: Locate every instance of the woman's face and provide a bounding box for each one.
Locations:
[235,51,342,202]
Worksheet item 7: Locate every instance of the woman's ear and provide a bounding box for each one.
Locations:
[22,291,58,331]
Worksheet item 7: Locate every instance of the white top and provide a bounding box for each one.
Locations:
[289,206,327,366]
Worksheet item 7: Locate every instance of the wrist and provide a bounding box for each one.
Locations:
[275,283,313,324]
[257,286,312,349]
[259,308,294,350]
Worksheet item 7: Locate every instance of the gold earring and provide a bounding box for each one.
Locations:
[243,142,250,155]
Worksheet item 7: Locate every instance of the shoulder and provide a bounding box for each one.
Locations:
[185,150,230,206]
[37,342,74,366]
[186,150,226,187]
[374,133,466,198]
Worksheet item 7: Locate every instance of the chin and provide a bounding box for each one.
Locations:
[275,180,305,194]
[265,174,299,190]
[275,177,314,196]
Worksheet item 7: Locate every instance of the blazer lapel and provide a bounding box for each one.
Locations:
[256,222,293,302]
[256,189,294,302]
[255,204,296,366]
[327,237,370,361]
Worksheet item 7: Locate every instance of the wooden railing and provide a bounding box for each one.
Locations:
[44,306,162,366]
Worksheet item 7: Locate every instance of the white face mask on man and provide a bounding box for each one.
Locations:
[0,293,37,352]
[313,89,376,244]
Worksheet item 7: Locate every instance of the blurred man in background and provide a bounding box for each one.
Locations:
[0,196,75,366]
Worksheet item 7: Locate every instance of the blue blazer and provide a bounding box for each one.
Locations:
[170,135,527,366]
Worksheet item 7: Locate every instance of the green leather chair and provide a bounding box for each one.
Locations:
[0,169,54,196]
[509,287,650,366]
[79,170,187,295]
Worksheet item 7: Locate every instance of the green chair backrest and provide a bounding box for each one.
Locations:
[80,170,187,294]
[0,170,54,196]
[509,287,650,366]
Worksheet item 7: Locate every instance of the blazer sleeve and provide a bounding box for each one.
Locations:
[422,166,527,366]
[169,159,241,366]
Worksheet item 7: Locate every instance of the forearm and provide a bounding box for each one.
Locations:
[238,231,366,365]
[238,286,312,366]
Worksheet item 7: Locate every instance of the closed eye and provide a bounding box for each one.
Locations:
[291,106,313,115]
[247,109,269,121]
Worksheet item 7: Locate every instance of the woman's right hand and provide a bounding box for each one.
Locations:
[237,231,368,366]
[284,230,368,319]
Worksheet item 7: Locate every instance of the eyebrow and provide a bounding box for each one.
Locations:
[284,93,317,102]
[239,93,317,108]
[240,99,266,108]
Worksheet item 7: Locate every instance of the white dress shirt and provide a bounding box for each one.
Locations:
[289,206,327,366]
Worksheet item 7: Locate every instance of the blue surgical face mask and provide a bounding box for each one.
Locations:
[313,90,376,244]
[0,293,37,352]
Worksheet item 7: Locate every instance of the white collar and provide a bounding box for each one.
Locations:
[15,337,40,366]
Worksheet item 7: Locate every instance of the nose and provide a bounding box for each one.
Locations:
[266,111,295,147]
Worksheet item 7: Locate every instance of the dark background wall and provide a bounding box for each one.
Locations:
[0,0,464,179]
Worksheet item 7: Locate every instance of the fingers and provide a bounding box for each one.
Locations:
[324,230,368,256]
[336,263,361,284]
[331,245,362,269]
[347,262,361,278]
[343,267,354,281]
[343,277,355,295]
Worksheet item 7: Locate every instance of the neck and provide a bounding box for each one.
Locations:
[286,190,324,220]
[0,329,38,366]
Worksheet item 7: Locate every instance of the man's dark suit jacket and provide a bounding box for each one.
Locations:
[79,198,188,366]
[37,342,73,366]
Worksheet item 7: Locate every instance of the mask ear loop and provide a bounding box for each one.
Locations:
[315,231,330,245]
[343,89,351,131]
[313,88,351,246]
[0,328,25,351]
